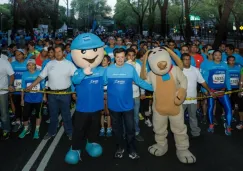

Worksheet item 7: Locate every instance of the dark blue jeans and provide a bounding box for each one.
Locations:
[0,93,10,132]
[48,94,72,136]
[110,109,136,153]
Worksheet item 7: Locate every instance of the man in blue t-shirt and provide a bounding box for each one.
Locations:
[103,48,153,160]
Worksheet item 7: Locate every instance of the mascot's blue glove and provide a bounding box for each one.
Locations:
[72,69,86,84]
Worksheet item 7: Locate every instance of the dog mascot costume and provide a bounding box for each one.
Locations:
[141,47,196,164]
[65,33,105,164]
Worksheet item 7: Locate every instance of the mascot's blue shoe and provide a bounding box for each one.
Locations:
[85,142,103,157]
[65,148,81,164]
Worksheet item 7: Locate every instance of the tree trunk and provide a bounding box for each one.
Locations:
[148,14,155,36]
[52,0,60,37]
[213,0,235,49]
[13,0,18,31]
[139,18,143,35]
[159,0,168,38]
[184,0,192,42]
[179,17,186,41]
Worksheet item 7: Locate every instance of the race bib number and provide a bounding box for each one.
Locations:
[14,79,22,89]
[213,74,225,84]
[230,77,239,86]
[27,83,40,93]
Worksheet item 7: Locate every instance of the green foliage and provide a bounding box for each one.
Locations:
[0,3,12,31]
[113,0,137,29]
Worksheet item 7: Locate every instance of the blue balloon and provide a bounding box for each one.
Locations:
[85,143,103,157]
[65,148,81,165]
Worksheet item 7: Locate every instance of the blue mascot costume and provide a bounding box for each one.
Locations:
[65,33,105,164]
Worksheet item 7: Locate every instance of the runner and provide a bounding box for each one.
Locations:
[200,50,232,135]
[19,59,45,139]
[227,56,241,122]
[103,48,153,159]
[99,55,112,137]
[26,45,76,140]
[11,49,28,132]
[126,48,144,142]
[182,53,214,138]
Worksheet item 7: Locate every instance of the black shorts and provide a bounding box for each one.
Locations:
[237,94,243,112]
[23,102,42,121]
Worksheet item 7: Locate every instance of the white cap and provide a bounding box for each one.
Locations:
[27,59,36,65]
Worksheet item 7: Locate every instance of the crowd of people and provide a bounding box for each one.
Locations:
[0,33,243,159]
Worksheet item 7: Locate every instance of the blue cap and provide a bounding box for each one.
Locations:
[71,33,105,50]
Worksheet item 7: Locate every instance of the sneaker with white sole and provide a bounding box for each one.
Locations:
[236,123,243,130]
[12,122,22,132]
[145,119,152,127]
[114,148,125,159]
[128,152,140,159]
[43,133,56,140]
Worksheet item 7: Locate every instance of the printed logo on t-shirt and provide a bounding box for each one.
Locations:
[89,80,99,84]
[213,74,225,84]
[114,80,125,84]
[14,79,22,89]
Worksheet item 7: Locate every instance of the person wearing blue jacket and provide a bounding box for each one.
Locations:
[11,49,28,133]
[19,59,45,139]
[103,48,153,160]
[200,50,232,136]
[227,56,241,122]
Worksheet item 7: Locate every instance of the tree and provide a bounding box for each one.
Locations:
[127,0,149,35]
[0,4,12,31]
[213,0,235,48]
[148,0,158,36]
[71,0,111,30]
[114,0,137,30]
[157,0,168,37]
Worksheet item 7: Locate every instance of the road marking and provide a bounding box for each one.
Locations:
[22,109,74,171]
[36,109,75,171]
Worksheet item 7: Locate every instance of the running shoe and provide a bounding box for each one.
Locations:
[207,124,214,133]
[1,131,10,140]
[99,128,105,136]
[225,126,232,136]
[114,148,125,159]
[106,128,112,137]
[19,127,31,139]
[33,130,40,139]
[128,152,140,159]
[236,123,243,130]
[145,119,152,127]
[139,113,144,120]
[12,122,22,132]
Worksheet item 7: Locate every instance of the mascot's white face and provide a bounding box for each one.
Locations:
[148,47,172,76]
[71,47,104,69]
[71,33,105,69]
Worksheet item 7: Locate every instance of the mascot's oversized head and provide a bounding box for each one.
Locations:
[71,33,105,69]
[141,47,183,79]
